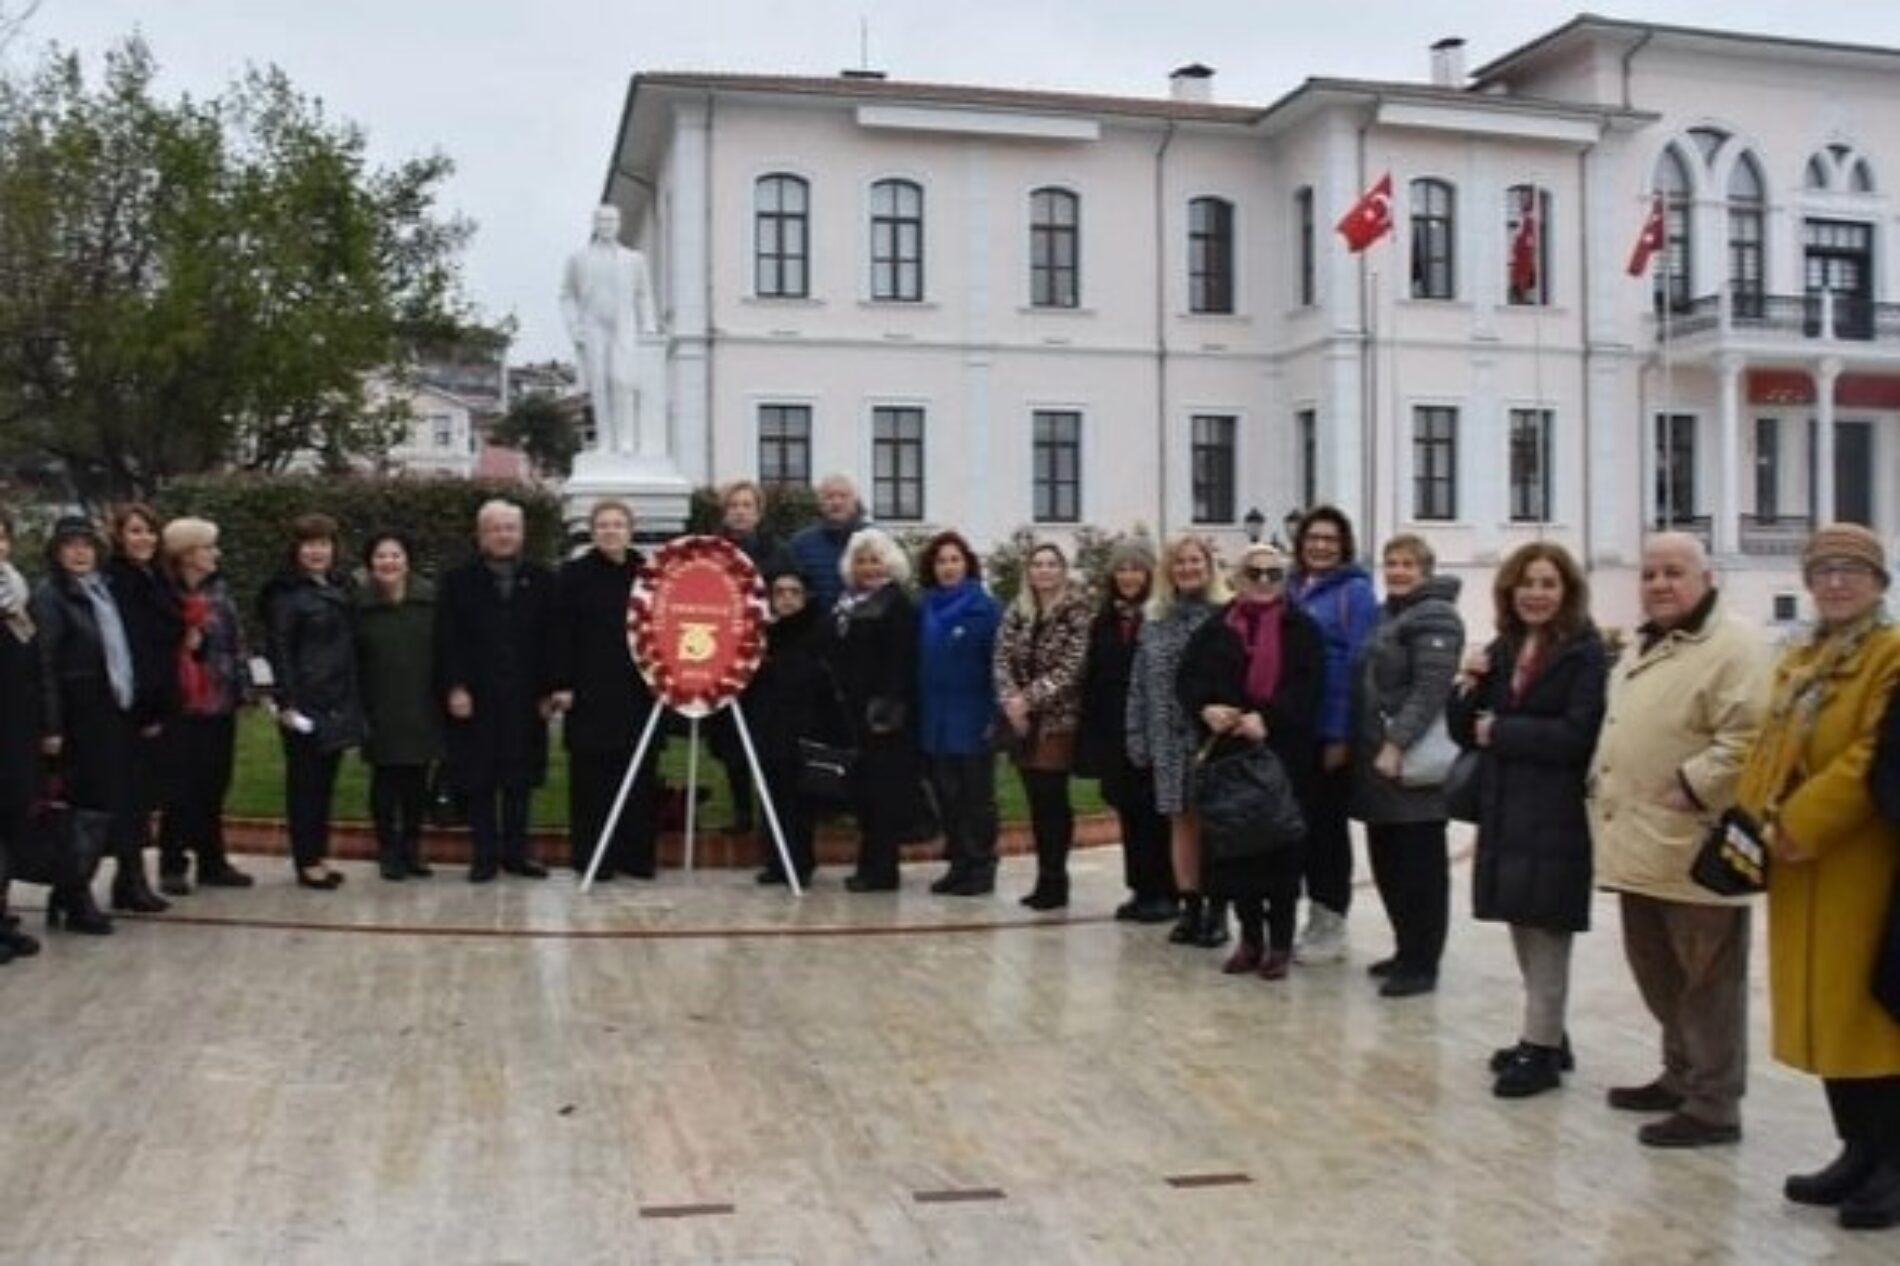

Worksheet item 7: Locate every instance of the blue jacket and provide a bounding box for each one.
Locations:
[915,580,1001,755]
[1289,563,1380,744]
[789,515,867,614]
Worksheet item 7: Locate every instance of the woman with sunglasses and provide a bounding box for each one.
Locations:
[1178,545,1324,978]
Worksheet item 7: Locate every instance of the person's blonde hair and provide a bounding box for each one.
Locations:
[720,480,764,514]
[1382,532,1437,574]
[1012,542,1071,618]
[1149,534,1230,618]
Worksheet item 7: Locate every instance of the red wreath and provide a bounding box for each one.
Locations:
[627,535,769,717]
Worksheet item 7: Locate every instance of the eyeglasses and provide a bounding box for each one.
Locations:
[1242,566,1286,583]
[1808,560,1877,583]
[771,582,806,596]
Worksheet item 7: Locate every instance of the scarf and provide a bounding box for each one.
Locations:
[921,579,989,645]
[178,589,216,713]
[1750,606,1891,816]
[0,561,32,643]
[1509,634,1549,705]
[1111,596,1144,647]
[76,571,135,710]
[1225,596,1285,706]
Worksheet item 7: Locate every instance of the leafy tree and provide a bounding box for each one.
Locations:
[491,393,581,478]
[0,37,478,504]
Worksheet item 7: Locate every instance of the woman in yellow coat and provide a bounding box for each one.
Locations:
[1736,523,1900,1232]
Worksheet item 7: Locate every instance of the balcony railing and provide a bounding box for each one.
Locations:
[1660,289,1900,346]
[1739,513,1814,556]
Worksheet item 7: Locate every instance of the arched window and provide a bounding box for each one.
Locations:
[754,174,809,298]
[1806,154,1832,190]
[1505,184,1549,306]
[1029,187,1079,308]
[1187,196,1234,313]
[1727,154,1765,317]
[1654,146,1694,313]
[1410,178,1456,300]
[1851,159,1875,193]
[1688,126,1730,164]
[869,179,924,301]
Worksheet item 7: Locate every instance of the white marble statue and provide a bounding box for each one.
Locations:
[559,205,659,460]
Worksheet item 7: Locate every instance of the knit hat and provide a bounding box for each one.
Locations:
[1803,522,1889,585]
[45,514,104,559]
[1106,537,1157,575]
[162,516,219,558]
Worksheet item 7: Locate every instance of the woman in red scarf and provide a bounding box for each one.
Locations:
[1178,546,1325,978]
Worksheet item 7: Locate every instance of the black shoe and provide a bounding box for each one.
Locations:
[1492,1044,1564,1099]
[1379,971,1437,998]
[1114,897,1142,921]
[1367,957,1398,978]
[1193,905,1230,948]
[1638,1112,1741,1149]
[197,864,255,889]
[406,859,434,878]
[844,874,898,893]
[1839,1162,1900,1230]
[1022,887,1069,912]
[1490,1033,1576,1074]
[501,859,549,879]
[1786,1142,1881,1207]
[378,857,408,882]
[110,882,171,914]
[930,869,964,895]
[0,928,41,958]
[47,890,114,935]
[468,861,499,884]
[1169,897,1203,945]
[295,868,345,890]
[757,868,789,886]
[1607,1082,1685,1113]
[946,872,995,897]
[1132,896,1180,924]
[158,872,192,897]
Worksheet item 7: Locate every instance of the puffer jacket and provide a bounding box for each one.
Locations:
[1290,563,1380,746]
[1587,590,1767,905]
[260,570,366,753]
[1349,573,1465,825]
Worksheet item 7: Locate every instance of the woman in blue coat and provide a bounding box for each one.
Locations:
[915,531,1003,897]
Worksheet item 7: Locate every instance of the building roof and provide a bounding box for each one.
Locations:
[1472,12,1900,84]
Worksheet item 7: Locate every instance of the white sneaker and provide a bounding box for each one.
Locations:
[1294,905,1348,964]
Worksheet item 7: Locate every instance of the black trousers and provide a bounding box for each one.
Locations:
[568,748,658,877]
[1826,1076,1900,1161]
[758,756,816,880]
[59,698,132,903]
[1019,768,1073,893]
[282,733,343,870]
[370,764,430,862]
[927,753,1000,880]
[1367,819,1450,976]
[1226,849,1305,952]
[159,714,237,876]
[1110,767,1173,902]
[849,739,913,885]
[466,781,533,870]
[1302,763,1355,914]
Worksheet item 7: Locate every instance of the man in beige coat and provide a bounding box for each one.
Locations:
[1588,533,1768,1148]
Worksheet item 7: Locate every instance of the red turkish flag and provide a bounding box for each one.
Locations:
[1625,194,1666,277]
[1336,172,1393,253]
[1509,189,1539,294]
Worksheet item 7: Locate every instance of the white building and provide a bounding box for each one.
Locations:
[370,379,483,478]
[600,15,1900,628]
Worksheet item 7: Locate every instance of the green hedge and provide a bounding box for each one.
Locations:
[154,473,564,636]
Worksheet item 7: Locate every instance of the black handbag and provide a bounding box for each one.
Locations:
[10,792,110,888]
[1193,740,1305,862]
[1444,748,1486,824]
[796,737,858,804]
[1690,806,1770,897]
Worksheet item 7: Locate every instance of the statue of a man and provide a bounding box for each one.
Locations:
[559,204,658,459]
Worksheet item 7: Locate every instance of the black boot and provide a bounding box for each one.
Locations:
[405,834,433,878]
[1839,1162,1900,1230]
[1194,899,1231,948]
[48,886,114,935]
[1493,1043,1565,1098]
[1169,894,1203,944]
[110,846,170,914]
[1022,877,1068,911]
[1786,1142,1881,1206]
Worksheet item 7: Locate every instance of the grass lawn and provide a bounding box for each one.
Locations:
[226,710,1105,828]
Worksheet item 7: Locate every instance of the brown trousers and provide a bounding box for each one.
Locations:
[1619,892,1751,1126]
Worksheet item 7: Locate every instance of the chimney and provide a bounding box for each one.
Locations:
[1169,63,1215,104]
[1430,37,1466,88]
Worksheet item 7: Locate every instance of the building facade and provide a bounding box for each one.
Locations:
[601,15,1900,628]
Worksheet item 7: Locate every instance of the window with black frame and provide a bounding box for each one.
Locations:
[1032,411,1081,522]
[1508,408,1552,522]
[1410,178,1456,300]
[1412,406,1458,520]
[872,406,925,519]
[1188,197,1234,314]
[755,174,810,298]
[870,179,923,302]
[758,404,812,489]
[1191,414,1236,523]
[1029,188,1079,309]
[1295,186,1315,307]
[1727,156,1764,320]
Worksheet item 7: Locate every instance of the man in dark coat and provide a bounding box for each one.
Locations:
[437,500,560,882]
[554,500,662,880]
[787,473,868,614]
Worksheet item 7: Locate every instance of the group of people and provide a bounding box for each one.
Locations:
[1,477,1897,1231]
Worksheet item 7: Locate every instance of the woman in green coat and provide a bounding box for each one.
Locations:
[354,532,445,880]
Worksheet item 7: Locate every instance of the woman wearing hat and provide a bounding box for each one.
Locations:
[156,517,254,893]
[1076,537,1176,922]
[1737,523,1900,1229]
[0,507,45,962]
[29,515,134,933]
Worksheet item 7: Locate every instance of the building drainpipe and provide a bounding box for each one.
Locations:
[1620,29,1654,112]
[702,91,718,484]
[1578,133,1599,571]
[1357,107,1377,546]
[1154,121,1177,537]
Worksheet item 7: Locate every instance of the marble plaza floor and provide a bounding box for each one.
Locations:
[0,835,1890,1265]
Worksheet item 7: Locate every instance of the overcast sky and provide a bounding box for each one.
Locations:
[17,1,1899,362]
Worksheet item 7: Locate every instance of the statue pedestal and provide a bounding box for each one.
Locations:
[563,451,694,539]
